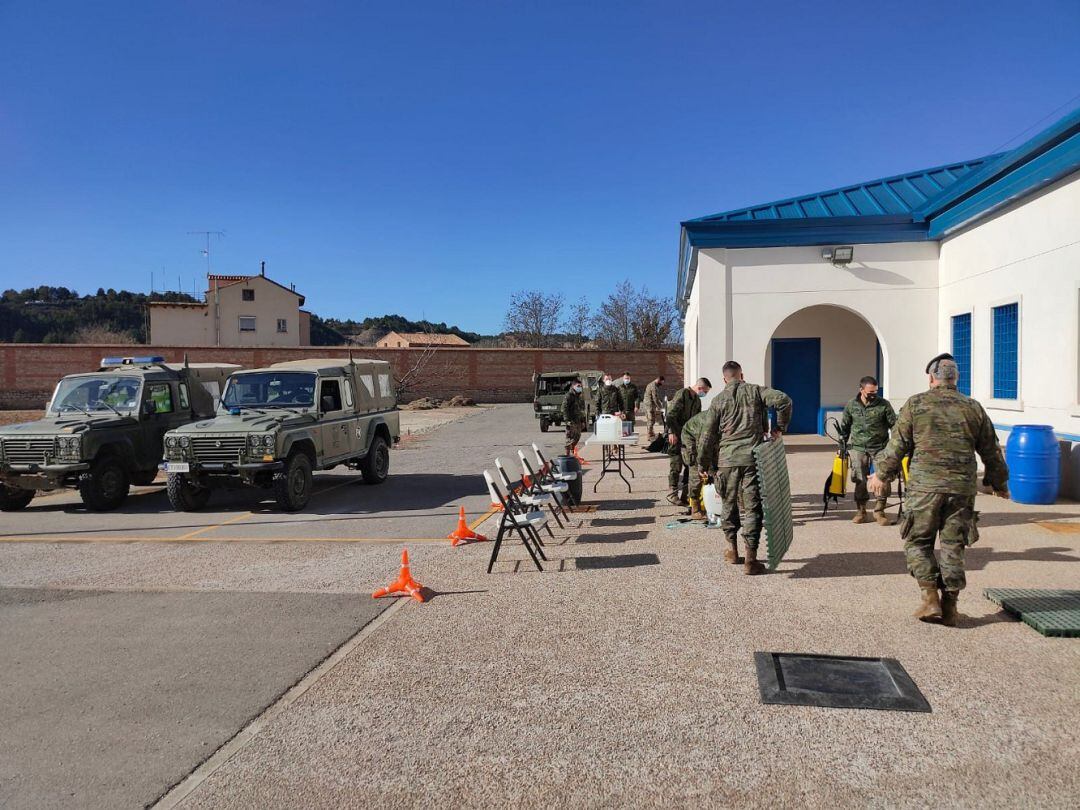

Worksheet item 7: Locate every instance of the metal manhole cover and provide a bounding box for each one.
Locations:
[755,652,931,712]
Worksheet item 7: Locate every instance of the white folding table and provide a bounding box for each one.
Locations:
[583,434,638,492]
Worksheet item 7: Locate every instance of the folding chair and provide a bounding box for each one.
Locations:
[494,457,563,531]
[517,450,571,524]
[483,470,547,573]
[532,443,579,504]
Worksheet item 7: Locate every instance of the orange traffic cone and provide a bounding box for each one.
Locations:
[448,506,488,546]
[372,548,425,602]
[522,473,533,489]
[573,446,590,466]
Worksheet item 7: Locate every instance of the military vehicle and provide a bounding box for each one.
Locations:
[532,370,602,432]
[162,358,400,512]
[0,356,239,511]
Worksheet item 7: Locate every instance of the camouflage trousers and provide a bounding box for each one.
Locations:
[851,450,889,511]
[681,442,703,500]
[667,444,685,494]
[900,491,979,591]
[646,408,663,437]
[715,464,763,548]
[564,421,583,455]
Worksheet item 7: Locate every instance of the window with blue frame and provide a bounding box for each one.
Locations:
[992,302,1019,399]
[951,313,971,395]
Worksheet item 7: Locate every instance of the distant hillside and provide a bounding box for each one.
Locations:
[0,286,198,343]
[310,313,495,346]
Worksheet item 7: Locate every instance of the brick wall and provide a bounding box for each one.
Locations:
[0,344,683,408]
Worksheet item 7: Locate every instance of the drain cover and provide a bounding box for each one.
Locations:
[754,652,931,712]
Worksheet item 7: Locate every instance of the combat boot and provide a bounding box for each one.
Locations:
[723,537,742,564]
[914,581,943,622]
[852,504,868,524]
[743,545,767,576]
[665,491,681,506]
[940,590,960,626]
[688,498,707,522]
[873,509,892,526]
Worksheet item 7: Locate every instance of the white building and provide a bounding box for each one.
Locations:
[149,270,311,347]
[678,108,1080,498]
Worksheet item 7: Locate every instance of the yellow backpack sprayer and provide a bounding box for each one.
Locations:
[822,417,849,517]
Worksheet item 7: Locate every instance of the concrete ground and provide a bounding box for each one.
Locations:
[2,404,1079,808]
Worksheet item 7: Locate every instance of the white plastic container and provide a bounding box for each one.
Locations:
[703,481,721,522]
[594,414,621,441]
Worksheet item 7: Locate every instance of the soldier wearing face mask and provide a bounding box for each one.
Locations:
[598,374,622,417]
[561,377,588,457]
[839,375,897,525]
[618,372,639,427]
[665,377,712,506]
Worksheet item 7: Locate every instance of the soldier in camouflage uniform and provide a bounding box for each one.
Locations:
[561,378,588,458]
[618,371,640,426]
[680,410,711,520]
[839,375,897,525]
[642,375,665,439]
[869,354,1009,626]
[665,378,712,506]
[699,361,792,575]
[598,374,622,416]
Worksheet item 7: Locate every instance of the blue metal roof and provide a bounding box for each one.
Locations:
[687,156,998,223]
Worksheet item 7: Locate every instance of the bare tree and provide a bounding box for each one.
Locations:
[503,290,564,348]
[73,324,138,345]
[562,297,592,348]
[631,290,682,348]
[591,280,636,349]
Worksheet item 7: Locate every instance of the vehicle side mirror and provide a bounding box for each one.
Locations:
[142,401,156,416]
[321,395,335,412]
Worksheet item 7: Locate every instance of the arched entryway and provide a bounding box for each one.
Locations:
[763,305,884,434]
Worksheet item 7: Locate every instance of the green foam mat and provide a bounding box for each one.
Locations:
[753,438,793,572]
[984,588,1080,637]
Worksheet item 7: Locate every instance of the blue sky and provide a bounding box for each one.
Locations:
[2,1,1079,334]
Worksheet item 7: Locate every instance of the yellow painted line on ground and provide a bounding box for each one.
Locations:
[468,506,499,531]
[174,510,254,540]
[1036,521,1080,534]
[0,535,450,544]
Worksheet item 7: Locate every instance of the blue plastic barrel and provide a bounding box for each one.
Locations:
[1005,425,1060,504]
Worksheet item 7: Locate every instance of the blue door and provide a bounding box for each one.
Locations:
[771,338,820,434]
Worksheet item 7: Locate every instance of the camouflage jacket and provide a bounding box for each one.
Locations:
[619,382,640,413]
[699,380,793,469]
[598,385,621,415]
[680,411,710,465]
[642,381,663,410]
[561,389,587,426]
[875,385,1008,496]
[839,393,896,452]
[666,386,701,440]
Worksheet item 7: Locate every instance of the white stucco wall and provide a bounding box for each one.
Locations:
[686,241,939,407]
[939,170,1080,498]
[149,305,212,345]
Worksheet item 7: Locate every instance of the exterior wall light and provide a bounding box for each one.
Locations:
[822,246,854,266]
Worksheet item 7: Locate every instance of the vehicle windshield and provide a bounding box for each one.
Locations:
[49,376,142,414]
[536,376,576,395]
[221,372,316,410]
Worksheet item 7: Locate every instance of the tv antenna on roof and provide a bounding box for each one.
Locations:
[187,230,225,275]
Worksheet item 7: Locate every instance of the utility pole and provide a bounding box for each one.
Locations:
[186,230,225,276]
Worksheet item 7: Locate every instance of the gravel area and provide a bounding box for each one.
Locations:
[178,428,1080,808]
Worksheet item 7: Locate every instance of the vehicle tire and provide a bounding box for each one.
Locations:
[78,456,130,511]
[0,484,34,511]
[539,417,549,433]
[166,473,211,511]
[131,469,160,486]
[360,435,390,485]
[274,451,312,511]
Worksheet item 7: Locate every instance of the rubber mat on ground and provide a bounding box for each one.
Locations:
[983,588,1080,637]
[753,438,793,571]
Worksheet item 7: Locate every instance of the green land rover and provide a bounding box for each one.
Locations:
[0,356,239,511]
[532,370,602,432]
[162,358,400,512]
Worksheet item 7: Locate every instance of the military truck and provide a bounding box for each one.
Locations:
[162,358,400,512]
[532,370,602,432]
[0,356,239,511]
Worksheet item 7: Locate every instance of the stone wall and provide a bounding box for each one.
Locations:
[0,344,683,408]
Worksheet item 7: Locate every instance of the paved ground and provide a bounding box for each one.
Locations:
[2,404,1079,808]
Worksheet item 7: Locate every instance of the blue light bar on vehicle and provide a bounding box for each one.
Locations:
[100,355,166,367]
